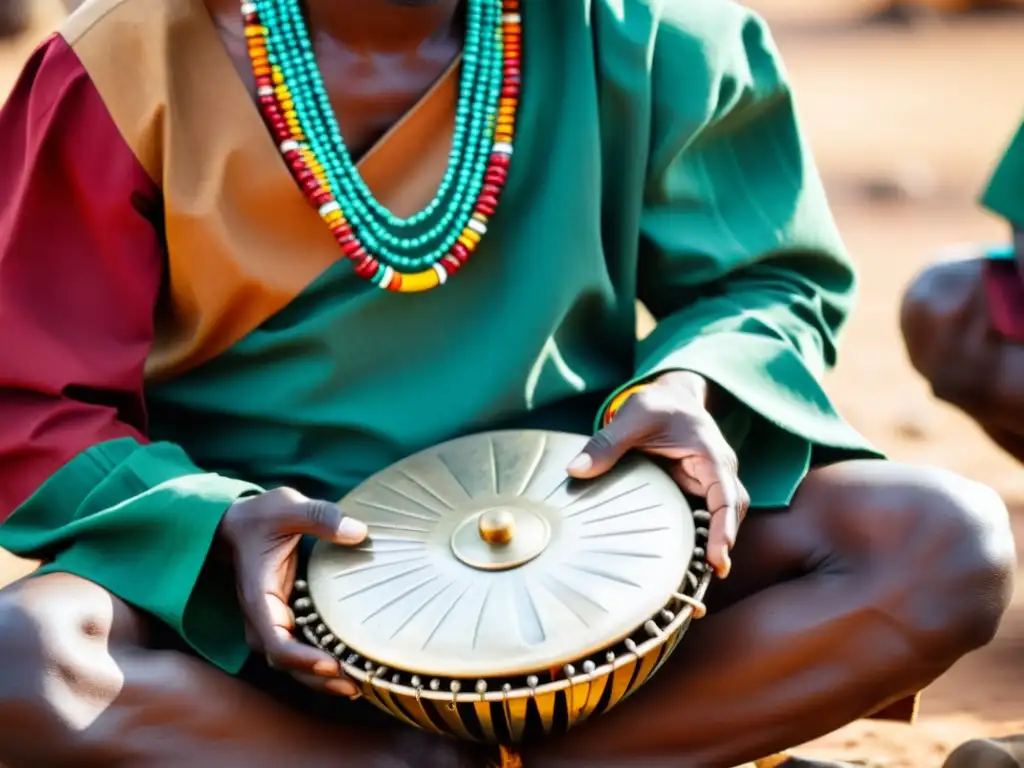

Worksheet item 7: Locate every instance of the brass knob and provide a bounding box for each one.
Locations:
[478,509,516,546]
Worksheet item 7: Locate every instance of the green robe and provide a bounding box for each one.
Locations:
[982,116,1024,229]
[0,0,880,674]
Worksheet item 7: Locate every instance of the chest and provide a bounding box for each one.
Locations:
[125,0,653,383]
[209,3,462,157]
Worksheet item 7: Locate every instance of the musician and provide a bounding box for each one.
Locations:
[902,122,1024,768]
[0,1,1014,766]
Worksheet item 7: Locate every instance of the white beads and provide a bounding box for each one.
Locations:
[467,218,487,235]
[493,142,514,156]
[279,140,300,153]
[241,2,256,15]
[318,201,341,218]
[432,263,449,285]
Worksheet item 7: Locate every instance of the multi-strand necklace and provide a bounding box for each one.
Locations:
[241,0,521,293]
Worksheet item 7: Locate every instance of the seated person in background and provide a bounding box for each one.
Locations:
[0,0,83,40]
[0,0,27,39]
[903,120,1024,768]
[902,119,1024,463]
[0,1,1014,766]
[872,0,1024,22]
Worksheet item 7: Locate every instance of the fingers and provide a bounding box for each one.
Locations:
[681,455,748,579]
[271,490,369,545]
[240,572,340,678]
[226,489,370,688]
[289,671,360,698]
[568,418,642,479]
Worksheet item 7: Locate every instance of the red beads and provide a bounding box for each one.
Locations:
[243,0,522,292]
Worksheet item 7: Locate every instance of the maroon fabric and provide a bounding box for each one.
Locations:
[0,35,164,519]
[984,258,1024,343]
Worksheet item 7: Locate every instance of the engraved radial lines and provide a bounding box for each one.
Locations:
[307,431,696,679]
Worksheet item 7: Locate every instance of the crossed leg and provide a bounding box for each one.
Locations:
[524,460,1014,767]
[0,571,484,767]
[0,460,1014,768]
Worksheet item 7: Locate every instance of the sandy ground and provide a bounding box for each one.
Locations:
[1,1,1023,765]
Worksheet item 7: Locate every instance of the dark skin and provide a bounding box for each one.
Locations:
[0,1,85,43]
[210,0,464,161]
[902,241,1024,768]
[0,2,1017,766]
[944,736,1024,768]
[900,249,1024,463]
[0,0,27,38]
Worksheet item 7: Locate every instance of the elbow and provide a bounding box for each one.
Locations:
[0,392,149,529]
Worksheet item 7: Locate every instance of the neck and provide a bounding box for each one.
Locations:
[303,0,463,52]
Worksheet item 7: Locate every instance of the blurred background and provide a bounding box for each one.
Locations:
[0,1,1022,765]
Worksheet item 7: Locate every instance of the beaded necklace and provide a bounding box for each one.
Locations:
[240,0,521,293]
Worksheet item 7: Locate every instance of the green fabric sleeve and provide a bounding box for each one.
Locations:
[980,117,1024,228]
[602,9,882,507]
[0,437,262,673]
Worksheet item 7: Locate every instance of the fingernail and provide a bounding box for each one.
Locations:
[336,517,368,544]
[717,545,732,579]
[567,453,592,474]
[313,659,340,677]
[326,678,358,697]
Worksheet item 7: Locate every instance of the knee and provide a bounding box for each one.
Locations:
[877,469,1016,659]
[899,258,975,368]
[0,574,145,753]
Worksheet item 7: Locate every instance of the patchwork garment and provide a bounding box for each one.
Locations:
[0,0,908,722]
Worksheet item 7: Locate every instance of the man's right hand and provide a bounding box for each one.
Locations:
[218,487,368,696]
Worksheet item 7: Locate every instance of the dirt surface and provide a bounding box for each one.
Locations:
[1,2,1023,765]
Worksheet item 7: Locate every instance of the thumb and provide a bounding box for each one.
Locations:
[282,498,368,545]
[568,421,637,479]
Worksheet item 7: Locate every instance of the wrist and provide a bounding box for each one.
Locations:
[601,371,710,428]
[214,490,264,560]
[651,370,709,407]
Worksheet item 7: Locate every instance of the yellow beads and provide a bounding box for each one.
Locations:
[244,1,521,295]
[394,269,442,293]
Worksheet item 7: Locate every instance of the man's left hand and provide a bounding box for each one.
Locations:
[567,371,749,579]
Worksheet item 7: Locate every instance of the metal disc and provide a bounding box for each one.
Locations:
[307,430,695,679]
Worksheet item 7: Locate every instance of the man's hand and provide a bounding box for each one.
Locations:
[218,487,368,696]
[567,372,749,578]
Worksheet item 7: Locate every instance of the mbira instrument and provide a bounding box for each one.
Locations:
[292,430,711,752]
